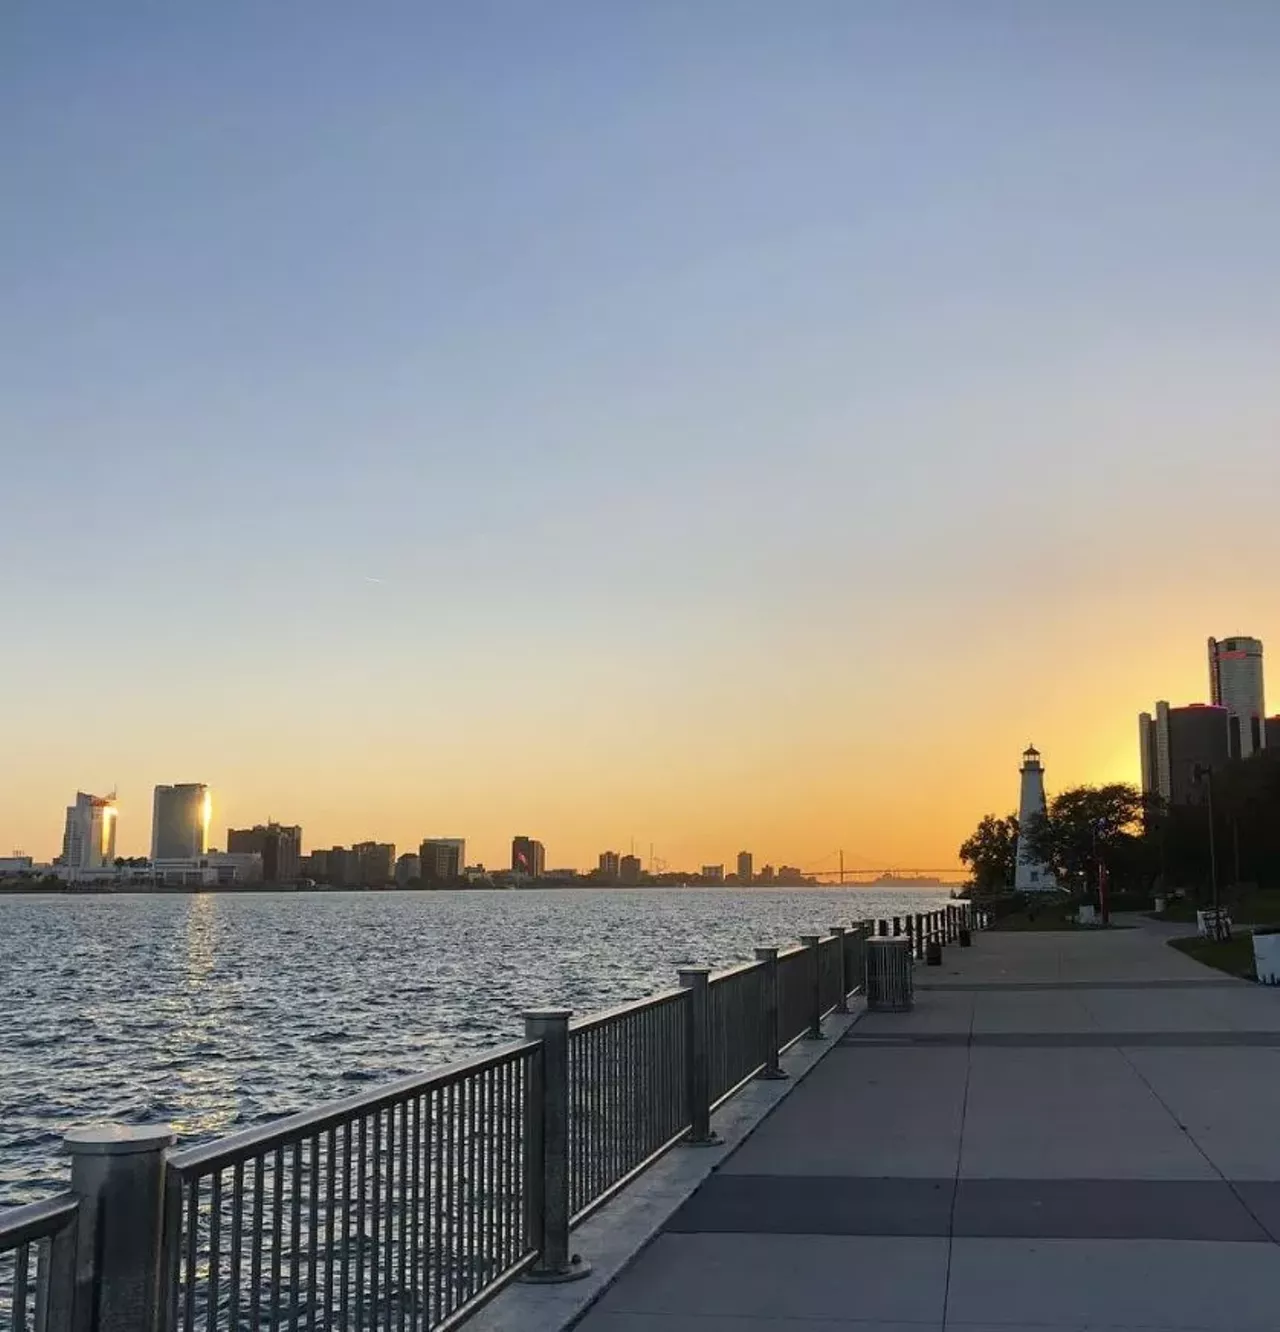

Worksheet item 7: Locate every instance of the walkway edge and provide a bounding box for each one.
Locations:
[465,1004,866,1332]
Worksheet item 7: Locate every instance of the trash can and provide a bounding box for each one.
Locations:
[867,938,913,1011]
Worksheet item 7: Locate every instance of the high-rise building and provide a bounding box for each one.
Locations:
[512,836,545,878]
[152,784,211,860]
[1013,745,1057,892]
[325,846,360,885]
[598,850,621,880]
[395,853,421,886]
[736,851,754,884]
[227,823,302,882]
[619,853,642,885]
[353,842,396,885]
[419,839,463,883]
[1208,636,1266,758]
[1139,702,1230,806]
[61,792,118,870]
[1267,717,1280,752]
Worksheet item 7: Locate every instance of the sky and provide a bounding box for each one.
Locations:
[3,2,1279,872]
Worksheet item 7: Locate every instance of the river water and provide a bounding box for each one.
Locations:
[0,886,952,1205]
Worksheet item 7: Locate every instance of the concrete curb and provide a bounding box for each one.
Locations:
[465,1003,866,1332]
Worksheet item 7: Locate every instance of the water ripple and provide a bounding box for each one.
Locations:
[0,886,950,1205]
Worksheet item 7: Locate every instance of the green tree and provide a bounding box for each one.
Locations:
[1024,783,1146,895]
[959,813,1020,891]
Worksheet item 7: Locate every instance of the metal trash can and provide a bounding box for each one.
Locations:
[866,938,914,1012]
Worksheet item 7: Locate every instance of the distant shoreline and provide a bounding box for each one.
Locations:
[0,881,965,898]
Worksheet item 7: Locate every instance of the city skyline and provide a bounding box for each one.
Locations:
[6,6,1280,872]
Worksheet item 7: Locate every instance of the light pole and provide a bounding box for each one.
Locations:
[1193,764,1223,940]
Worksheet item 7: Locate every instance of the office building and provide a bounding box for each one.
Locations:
[227,823,302,883]
[396,853,421,885]
[301,849,329,880]
[1208,636,1266,758]
[619,853,642,885]
[61,792,118,871]
[324,847,361,885]
[152,784,211,860]
[353,842,396,885]
[701,864,725,883]
[758,864,776,885]
[1013,745,1057,892]
[736,851,754,884]
[598,850,621,881]
[1139,702,1230,806]
[512,836,545,878]
[419,839,463,883]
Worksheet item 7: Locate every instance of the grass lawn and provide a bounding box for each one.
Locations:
[1151,891,1280,926]
[1168,933,1257,981]
[989,902,1130,932]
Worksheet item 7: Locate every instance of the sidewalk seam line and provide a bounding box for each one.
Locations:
[940,986,975,1331]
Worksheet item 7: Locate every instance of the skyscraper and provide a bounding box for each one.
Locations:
[61,792,118,870]
[1139,702,1230,805]
[598,850,621,881]
[151,784,211,859]
[1208,636,1266,758]
[511,836,545,878]
[227,823,302,882]
[736,850,754,884]
[1013,745,1056,892]
[419,839,463,883]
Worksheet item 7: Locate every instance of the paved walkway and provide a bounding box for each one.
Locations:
[577,919,1280,1332]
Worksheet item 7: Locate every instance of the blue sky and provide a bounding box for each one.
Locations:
[4,2,1279,867]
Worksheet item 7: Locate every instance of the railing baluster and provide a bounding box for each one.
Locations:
[207,1170,222,1332]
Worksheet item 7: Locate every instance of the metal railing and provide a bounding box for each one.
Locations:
[0,1196,77,1332]
[162,1041,538,1332]
[705,961,770,1107]
[776,943,815,1050]
[2,903,982,1332]
[567,990,688,1220]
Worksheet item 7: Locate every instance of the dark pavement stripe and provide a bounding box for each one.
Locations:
[665,1175,1278,1243]
[839,1031,1280,1048]
[919,979,1247,992]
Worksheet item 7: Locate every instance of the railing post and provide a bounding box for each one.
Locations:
[522,1009,590,1282]
[877,919,888,937]
[913,913,924,959]
[829,925,849,1013]
[678,968,721,1144]
[64,1124,174,1332]
[754,947,788,1080]
[798,935,825,1039]
[892,916,902,936]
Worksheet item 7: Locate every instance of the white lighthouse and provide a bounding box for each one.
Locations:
[1014,744,1057,892]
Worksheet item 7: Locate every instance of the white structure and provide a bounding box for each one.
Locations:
[152,784,211,860]
[152,852,262,886]
[1208,636,1266,758]
[1014,744,1058,892]
[61,792,118,870]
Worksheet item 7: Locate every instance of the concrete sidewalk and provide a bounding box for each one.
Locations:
[577,919,1280,1332]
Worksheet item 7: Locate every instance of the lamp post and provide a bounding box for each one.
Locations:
[1193,764,1223,940]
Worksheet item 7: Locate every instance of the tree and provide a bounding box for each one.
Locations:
[959,813,1019,892]
[1023,783,1146,895]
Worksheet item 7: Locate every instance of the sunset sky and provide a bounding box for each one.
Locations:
[4,3,1279,872]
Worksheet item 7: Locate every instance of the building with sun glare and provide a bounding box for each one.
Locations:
[60,791,118,870]
[151,783,212,860]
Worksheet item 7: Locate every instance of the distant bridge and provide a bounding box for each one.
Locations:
[799,851,968,884]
